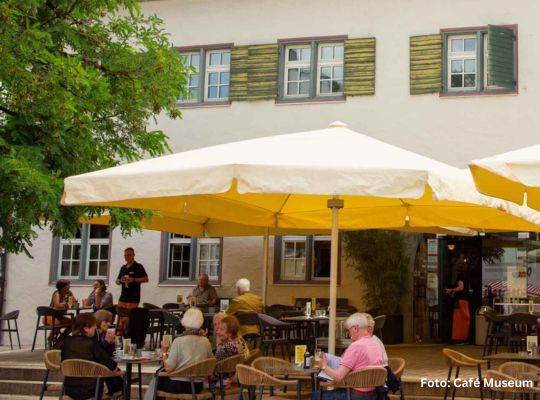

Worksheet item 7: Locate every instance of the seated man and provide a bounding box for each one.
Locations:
[187,273,219,306]
[226,278,263,337]
[315,313,384,400]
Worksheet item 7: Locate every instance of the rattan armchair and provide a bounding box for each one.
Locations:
[442,348,487,400]
[486,369,540,398]
[388,357,406,400]
[39,350,61,400]
[60,359,123,400]
[245,348,261,365]
[251,357,312,398]
[236,364,301,400]
[156,357,216,400]
[318,367,387,400]
[499,361,540,380]
[214,354,244,400]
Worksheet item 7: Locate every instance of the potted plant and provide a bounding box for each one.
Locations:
[343,230,411,343]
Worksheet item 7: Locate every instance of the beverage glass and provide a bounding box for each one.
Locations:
[163,334,173,346]
[314,348,322,367]
[176,295,183,303]
[115,336,122,352]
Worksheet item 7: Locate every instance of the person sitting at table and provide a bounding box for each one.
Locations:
[158,307,213,398]
[187,274,219,306]
[210,312,227,347]
[314,313,384,400]
[92,309,116,355]
[362,313,388,367]
[84,279,114,310]
[46,279,76,346]
[226,278,263,337]
[61,313,123,400]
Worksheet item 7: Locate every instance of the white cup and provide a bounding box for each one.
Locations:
[113,350,124,358]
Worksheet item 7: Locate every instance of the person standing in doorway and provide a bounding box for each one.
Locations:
[116,247,148,331]
[445,253,470,344]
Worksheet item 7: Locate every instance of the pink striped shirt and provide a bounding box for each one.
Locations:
[340,335,384,392]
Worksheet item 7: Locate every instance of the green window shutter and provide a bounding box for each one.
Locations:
[487,25,515,89]
[344,38,376,96]
[409,34,442,95]
[230,46,249,101]
[247,44,279,101]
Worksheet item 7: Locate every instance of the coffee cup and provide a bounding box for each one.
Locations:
[113,350,124,358]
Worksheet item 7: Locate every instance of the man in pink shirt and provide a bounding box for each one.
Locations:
[315,313,384,400]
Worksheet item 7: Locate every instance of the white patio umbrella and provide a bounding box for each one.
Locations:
[470,144,540,210]
[63,122,540,353]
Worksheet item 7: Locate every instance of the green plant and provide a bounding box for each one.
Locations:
[344,230,410,315]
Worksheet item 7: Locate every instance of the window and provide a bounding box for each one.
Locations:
[179,48,230,104]
[274,235,339,284]
[162,233,222,284]
[52,224,111,282]
[281,40,344,100]
[443,25,516,93]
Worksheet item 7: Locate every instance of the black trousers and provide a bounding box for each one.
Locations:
[156,378,202,400]
[65,377,123,399]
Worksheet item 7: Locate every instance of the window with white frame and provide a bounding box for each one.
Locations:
[54,224,111,282]
[179,48,230,104]
[282,41,344,100]
[447,35,478,91]
[275,235,336,283]
[162,233,222,284]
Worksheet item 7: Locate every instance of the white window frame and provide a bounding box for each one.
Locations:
[311,235,332,280]
[58,237,82,279]
[196,238,221,281]
[281,236,307,280]
[168,234,192,281]
[204,50,230,101]
[447,34,478,92]
[86,236,109,279]
[283,45,312,98]
[317,44,344,96]
[179,52,201,103]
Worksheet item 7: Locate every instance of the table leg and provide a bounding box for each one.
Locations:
[138,363,142,399]
[124,363,132,400]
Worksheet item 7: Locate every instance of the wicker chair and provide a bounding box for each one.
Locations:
[245,348,261,365]
[442,348,487,400]
[236,364,301,400]
[499,361,540,380]
[214,354,244,400]
[39,350,61,400]
[318,367,387,400]
[156,357,216,400]
[388,357,406,400]
[373,315,386,340]
[60,359,123,400]
[251,357,312,398]
[485,369,540,399]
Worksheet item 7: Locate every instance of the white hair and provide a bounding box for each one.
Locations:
[344,313,369,330]
[236,278,251,293]
[181,307,204,330]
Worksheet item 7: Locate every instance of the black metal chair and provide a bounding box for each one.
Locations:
[162,302,185,311]
[374,314,386,341]
[235,312,261,349]
[506,313,537,353]
[258,313,295,361]
[0,310,21,350]
[147,309,165,349]
[31,307,71,351]
[142,302,161,310]
[482,309,507,358]
[162,310,181,336]
[126,307,150,349]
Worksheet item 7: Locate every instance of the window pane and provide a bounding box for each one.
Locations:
[332,80,343,93]
[333,66,343,79]
[221,51,230,65]
[100,245,108,259]
[321,46,333,60]
[451,74,463,88]
[208,72,219,85]
[88,261,97,277]
[99,262,107,277]
[288,69,299,81]
[313,240,331,278]
[71,261,80,277]
[464,59,476,73]
[61,261,71,276]
[73,245,81,260]
[209,53,221,65]
[320,81,331,93]
[191,54,200,68]
[295,242,306,258]
[451,60,463,73]
[451,38,463,52]
[89,225,109,239]
[296,259,306,276]
[464,38,476,52]
[299,82,310,95]
[220,85,229,98]
[301,48,311,61]
[320,67,331,80]
[190,75,199,87]
[334,45,344,60]
[284,259,295,277]
[62,244,72,259]
[287,82,297,95]
[220,72,230,84]
[208,86,218,99]
[300,68,310,81]
[288,48,299,61]
[464,74,476,87]
[90,245,99,259]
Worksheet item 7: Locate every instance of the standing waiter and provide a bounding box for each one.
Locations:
[116,247,149,331]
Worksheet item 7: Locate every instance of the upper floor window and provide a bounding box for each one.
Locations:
[161,233,222,284]
[280,41,344,100]
[179,48,230,104]
[274,235,338,284]
[443,25,516,93]
[52,224,111,283]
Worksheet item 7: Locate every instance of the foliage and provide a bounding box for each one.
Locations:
[0,0,190,255]
[344,230,410,315]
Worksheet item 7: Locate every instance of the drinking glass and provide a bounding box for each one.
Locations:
[114,336,122,351]
[314,348,322,367]
[163,334,173,346]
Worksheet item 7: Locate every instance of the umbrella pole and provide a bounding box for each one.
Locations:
[328,197,344,355]
[262,228,269,306]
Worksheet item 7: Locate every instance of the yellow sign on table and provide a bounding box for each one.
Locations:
[295,345,307,365]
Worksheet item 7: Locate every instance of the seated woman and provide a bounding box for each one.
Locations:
[92,309,116,355]
[158,308,213,399]
[61,313,123,400]
[47,279,76,346]
[210,315,245,387]
[84,279,114,310]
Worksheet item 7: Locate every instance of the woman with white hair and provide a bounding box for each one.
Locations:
[157,308,213,398]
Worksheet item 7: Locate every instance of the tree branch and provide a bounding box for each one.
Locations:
[0,104,18,117]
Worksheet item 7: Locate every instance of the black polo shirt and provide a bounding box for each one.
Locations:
[117,261,147,304]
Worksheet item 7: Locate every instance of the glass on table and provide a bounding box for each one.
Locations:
[314,348,322,367]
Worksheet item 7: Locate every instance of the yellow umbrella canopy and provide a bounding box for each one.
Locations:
[470,144,540,210]
[63,122,540,353]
